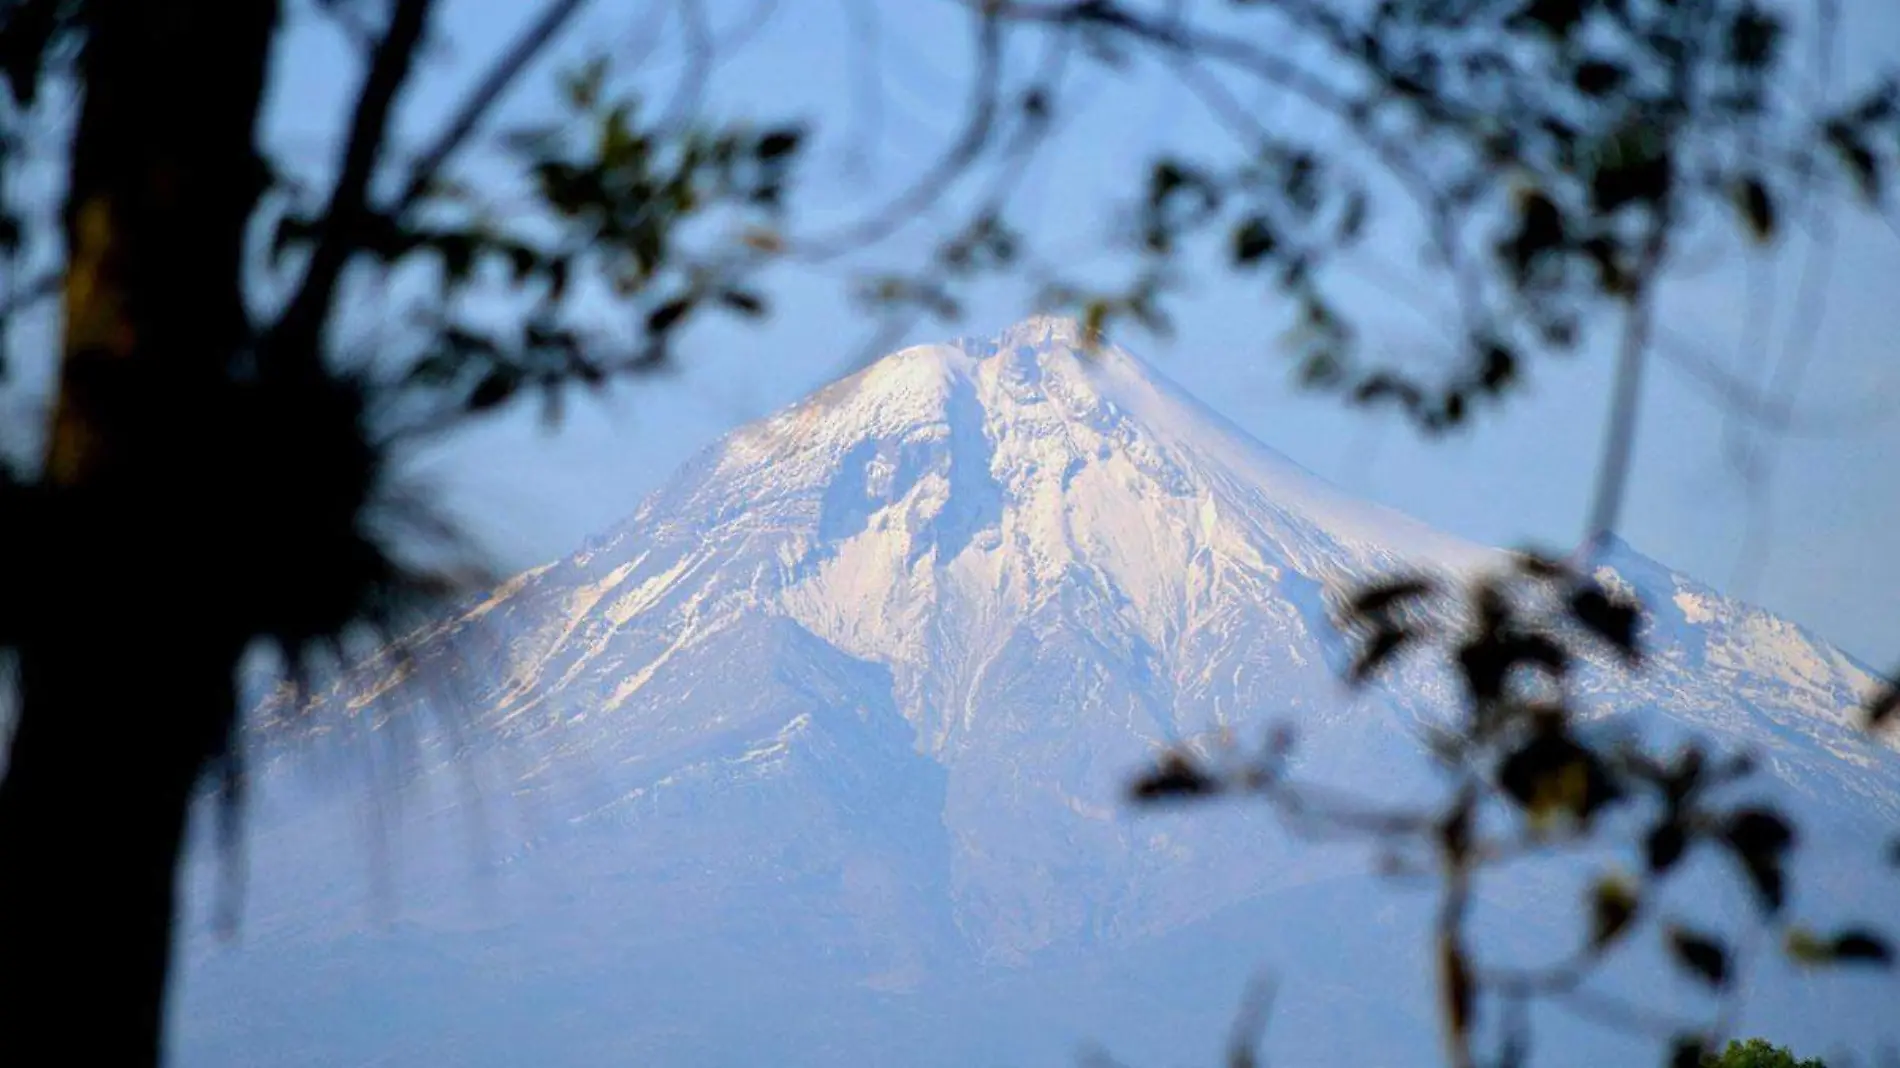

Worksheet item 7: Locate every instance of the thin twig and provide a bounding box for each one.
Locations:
[789,9,1006,262]
[271,0,439,368]
[391,0,594,216]
[653,0,715,137]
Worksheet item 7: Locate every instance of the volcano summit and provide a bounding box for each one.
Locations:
[177,318,1897,1068]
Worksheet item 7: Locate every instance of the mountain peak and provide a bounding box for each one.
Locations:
[213,320,1900,1068]
[988,313,1093,350]
[948,314,1121,370]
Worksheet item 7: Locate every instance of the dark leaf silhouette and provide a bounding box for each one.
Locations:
[1513,550,1571,579]
[1866,681,1899,730]
[1785,925,1892,967]
[717,288,766,317]
[1130,752,1219,802]
[1668,1035,1710,1068]
[1512,0,1586,40]
[1724,807,1794,856]
[466,368,522,413]
[1573,59,1628,97]
[647,297,694,335]
[1731,176,1776,242]
[1645,819,1689,874]
[1459,632,1568,703]
[1569,586,1641,660]
[1723,807,1794,913]
[1737,854,1786,915]
[1349,577,1435,617]
[1826,121,1882,205]
[1232,216,1278,266]
[1351,626,1413,683]
[1830,929,1894,965]
[1590,877,1639,948]
[1498,728,1622,826]
[756,127,802,160]
[1668,928,1731,988]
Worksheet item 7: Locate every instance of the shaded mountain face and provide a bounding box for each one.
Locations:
[177,318,1898,1068]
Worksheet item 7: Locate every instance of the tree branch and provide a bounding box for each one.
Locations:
[390,0,593,215]
[789,8,1006,262]
[269,0,438,371]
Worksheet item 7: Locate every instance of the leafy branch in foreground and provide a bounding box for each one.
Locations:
[1130,554,1893,1068]
[840,0,1900,436]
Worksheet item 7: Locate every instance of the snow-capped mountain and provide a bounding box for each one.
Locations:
[174,317,1898,1068]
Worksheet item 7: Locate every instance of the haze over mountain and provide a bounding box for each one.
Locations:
[173,318,1898,1067]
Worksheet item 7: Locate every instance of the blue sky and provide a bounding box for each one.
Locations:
[257,0,1900,664]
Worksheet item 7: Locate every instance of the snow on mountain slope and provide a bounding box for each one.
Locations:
[188,316,1900,1068]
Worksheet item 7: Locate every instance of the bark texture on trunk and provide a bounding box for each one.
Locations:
[0,2,279,1063]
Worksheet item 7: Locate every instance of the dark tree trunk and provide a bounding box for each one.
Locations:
[0,1,279,1063]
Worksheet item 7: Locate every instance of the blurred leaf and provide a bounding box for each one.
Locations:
[1337,190,1368,243]
[1646,819,1689,874]
[1232,216,1278,266]
[1349,578,1435,617]
[1353,373,1425,415]
[466,367,521,412]
[756,127,803,161]
[1570,586,1641,660]
[1864,682,1900,730]
[1081,300,1109,350]
[1830,929,1893,965]
[741,226,785,255]
[1573,59,1627,97]
[1351,626,1412,683]
[1590,124,1673,213]
[1825,122,1882,205]
[1590,877,1639,949]
[1436,389,1467,429]
[1145,159,1221,253]
[1723,806,1793,914]
[1724,807,1793,856]
[1668,1036,1709,1068]
[1513,550,1570,579]
[1503,188,1565,286]
[1787,926,1891,967]
[1460,632,1568,704]
[1499,728,1621,826]
[1020,87,1050,122]
[1731,176,1776,242]
[563,55,609,111]
[1130,752,1219,802]
[646,296,693,335]
[1725,4,1782,72]
[1785,926,1831,965]
[1478,341,1517,395]
[1510,0,1585,40]
[717,288,765,317]
[1667,927,1730,988]
[1583,234,1633,296]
